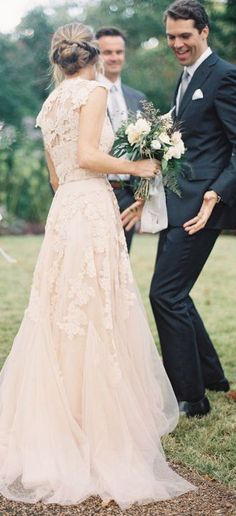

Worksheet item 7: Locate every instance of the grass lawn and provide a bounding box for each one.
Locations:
[0,233,235,488]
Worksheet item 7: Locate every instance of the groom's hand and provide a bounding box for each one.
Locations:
[121,200,144,231]
[183,191,220,235]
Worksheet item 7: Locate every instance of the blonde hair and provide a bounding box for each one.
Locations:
[50,22,100,84]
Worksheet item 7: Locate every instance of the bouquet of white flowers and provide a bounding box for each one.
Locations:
[111,101,186,200]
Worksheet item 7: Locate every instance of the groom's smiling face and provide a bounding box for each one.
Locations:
[166,17,209,67]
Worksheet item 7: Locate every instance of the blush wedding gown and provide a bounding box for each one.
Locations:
[0,77,194,508]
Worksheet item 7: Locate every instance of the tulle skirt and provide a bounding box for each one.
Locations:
[0,178,195,508]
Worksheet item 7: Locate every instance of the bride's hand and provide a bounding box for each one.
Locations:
[121,200,144,231]
[133,159,161,179]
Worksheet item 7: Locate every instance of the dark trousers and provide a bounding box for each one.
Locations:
[113,187,135,252]
[149,226,225,402]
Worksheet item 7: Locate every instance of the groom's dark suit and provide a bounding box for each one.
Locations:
[150,52,236,402]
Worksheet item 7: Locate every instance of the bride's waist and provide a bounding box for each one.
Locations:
[59,176,106,185]
[58,168,106,185]
[57,175,113,195]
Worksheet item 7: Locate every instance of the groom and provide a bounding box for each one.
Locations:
[122,0,236,417]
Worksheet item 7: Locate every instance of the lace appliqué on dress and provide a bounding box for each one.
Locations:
[26,187,135,340]
[36,79,113,185]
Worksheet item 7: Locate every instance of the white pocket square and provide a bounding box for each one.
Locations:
[192,89,204,100]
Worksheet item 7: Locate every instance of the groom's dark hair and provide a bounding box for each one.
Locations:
[164,0,210,33]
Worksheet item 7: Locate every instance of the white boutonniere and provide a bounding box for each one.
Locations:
[192,89,204,100]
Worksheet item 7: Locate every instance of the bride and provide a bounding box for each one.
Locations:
[0,22,195,509]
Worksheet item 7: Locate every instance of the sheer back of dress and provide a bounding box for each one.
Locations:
[36,78,114,185]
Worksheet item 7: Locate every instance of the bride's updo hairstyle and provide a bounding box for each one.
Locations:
[50,22,100,83]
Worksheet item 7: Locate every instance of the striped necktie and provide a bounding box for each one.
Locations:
[109,84,123,132]
[176,68,190,114]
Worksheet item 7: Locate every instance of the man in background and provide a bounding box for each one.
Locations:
[96,27,146,252]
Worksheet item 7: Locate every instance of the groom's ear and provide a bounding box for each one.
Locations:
[200,25,209,40]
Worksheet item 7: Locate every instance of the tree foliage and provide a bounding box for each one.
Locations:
[84,0,179,109]
[0,0,235,225]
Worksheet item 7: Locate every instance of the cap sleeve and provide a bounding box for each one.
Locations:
[71,80,108,109]
[35,108,43,128]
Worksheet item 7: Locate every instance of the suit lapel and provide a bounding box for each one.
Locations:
[122,85,134,112]
[172,75,182,119]
[177,52,219,118]
[173,75,182,107]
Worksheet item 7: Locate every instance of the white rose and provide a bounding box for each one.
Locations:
[171,145,182,159]
[134,118,151,134]
[164,142,185,161]
[164,147,174,161]
[159,132,171,145]
[128,130,140,145]
[171,131,182,145]
[125,118,151,145]
[175,140,185,155]
[127,132,139,145]
[151,139,162,150]
[125,123,139,145]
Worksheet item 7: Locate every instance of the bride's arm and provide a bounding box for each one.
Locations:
[45,150,59,192]
[78,87,158,179]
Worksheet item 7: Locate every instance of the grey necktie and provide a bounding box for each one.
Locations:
[176,68,191,114]
[109,85,123,132]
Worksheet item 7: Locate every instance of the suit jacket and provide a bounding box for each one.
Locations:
[167,52,236,229]
[121,83,146,114]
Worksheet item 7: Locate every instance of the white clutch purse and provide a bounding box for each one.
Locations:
[140,175,168,234]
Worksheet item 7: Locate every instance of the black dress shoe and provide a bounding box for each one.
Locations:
[206,378,230,392]
[178,396,211,418]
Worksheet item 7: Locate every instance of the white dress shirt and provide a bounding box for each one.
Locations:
[98,74,130,181]
[98,74,128,125]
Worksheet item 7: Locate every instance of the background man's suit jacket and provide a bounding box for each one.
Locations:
[121,83,146,115]
[167,52,236,229]
[107,83,146,135]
